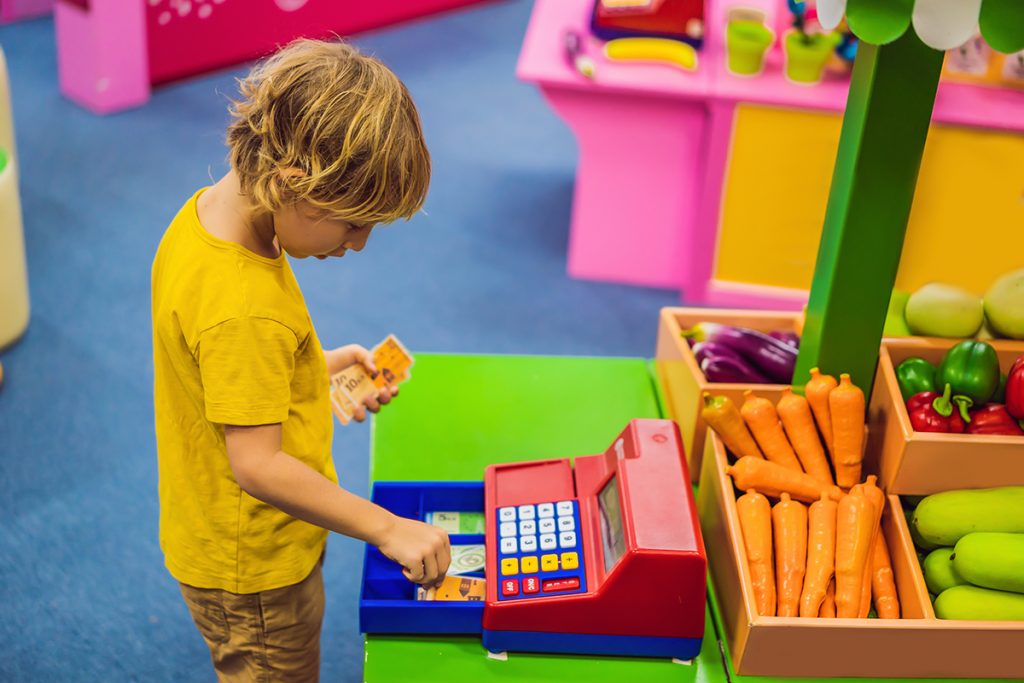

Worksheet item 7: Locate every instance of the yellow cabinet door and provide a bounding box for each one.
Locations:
[714,104,1024,296]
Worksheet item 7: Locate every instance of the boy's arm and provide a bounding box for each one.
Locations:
[224,422,449,586]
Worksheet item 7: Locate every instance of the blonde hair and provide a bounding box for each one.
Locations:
[227,39,430,224]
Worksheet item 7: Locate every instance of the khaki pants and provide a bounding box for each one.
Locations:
[180,558,325,683]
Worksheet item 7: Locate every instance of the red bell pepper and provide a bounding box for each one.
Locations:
[906,385,965,434]
[966,404,1024,436]
[1006,355,1024,421]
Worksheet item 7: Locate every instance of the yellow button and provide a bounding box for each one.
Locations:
[521,556,538,573]
[501,558,519,576]
[560,552,579,570]
[541,554,559,572]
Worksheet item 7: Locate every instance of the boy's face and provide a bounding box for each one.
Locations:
[274,201,374,260]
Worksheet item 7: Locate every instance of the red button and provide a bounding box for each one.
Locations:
[542,577,580,593]
[502,579,519,597]
[523,577,540,594]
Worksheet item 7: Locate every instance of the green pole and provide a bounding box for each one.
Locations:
[793,30,944,396]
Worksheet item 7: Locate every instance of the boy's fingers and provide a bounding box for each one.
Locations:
[376,387,393,404]
[358,347,377,374]
[438,548,451,579]
[422,554,439,586]
[403,564,424,583]
[364,396,382,413]
[353,407,367,422]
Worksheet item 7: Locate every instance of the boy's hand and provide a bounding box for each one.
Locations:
[324,344,399,421]
[376,515,451,587]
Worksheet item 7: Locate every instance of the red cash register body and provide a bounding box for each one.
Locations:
[481,419,706,658]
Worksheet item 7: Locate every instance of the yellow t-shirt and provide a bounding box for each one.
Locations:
[151,189,337,593]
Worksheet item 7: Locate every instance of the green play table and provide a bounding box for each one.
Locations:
[366,353,728,682]
[364,353,985,683]
[370,353,666,482]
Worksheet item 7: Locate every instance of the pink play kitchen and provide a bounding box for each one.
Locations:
[517,0,1023,310]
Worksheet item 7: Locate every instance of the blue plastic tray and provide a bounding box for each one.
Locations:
[360,481,485,635]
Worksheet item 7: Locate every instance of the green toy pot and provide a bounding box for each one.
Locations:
[783,30,839,84]
[726,20,774,77]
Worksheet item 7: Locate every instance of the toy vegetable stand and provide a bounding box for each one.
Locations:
[704,0,1024,674]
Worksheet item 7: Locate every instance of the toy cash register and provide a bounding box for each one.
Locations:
[359,419,706,660]
[482,419,705,658]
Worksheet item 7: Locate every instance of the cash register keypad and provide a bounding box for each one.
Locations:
[495,500,585,600]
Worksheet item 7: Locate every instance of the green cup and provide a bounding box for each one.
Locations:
[726,20,774,77]
[784,30,840,84]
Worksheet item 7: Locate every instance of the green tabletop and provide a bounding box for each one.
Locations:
[370,353,664,481]
[367,353,723,683]
[364,610,728,683]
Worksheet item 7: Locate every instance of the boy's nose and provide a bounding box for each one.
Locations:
[346,229,372,252]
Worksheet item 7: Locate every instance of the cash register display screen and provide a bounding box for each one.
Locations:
[599,475,626,574]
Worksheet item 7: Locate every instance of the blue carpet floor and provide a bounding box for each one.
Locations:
[0,2,680,680]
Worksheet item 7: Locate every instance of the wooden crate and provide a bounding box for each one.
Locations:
[654,307,801,482]
[697,433,1024,678]
[866,337,1024,495]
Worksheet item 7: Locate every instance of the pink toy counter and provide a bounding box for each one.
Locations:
[517,0,1024,309]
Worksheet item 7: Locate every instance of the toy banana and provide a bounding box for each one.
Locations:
[603,38,698,71]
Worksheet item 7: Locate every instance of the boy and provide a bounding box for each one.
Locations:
[151,40,450,682]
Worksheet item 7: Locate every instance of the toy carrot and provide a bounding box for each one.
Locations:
[777,388,834,485]
[871,532,900,618]
[819,578,836,618]
[805,368,837,455]
[799,492,837,617]
[835,488,874,618]
[736,488,776,616]
[829,374,865,488]
[853,476,885,618]
[727,457,842,504]
[702,393,764,460]
[772,493,808,617]
[741,391,802,471]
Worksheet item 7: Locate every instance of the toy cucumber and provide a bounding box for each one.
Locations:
[905,508,939,551]
[923,548,968,595]
[934,585,1024,620]
[952,533,1024,594]
[913,486,1024,547]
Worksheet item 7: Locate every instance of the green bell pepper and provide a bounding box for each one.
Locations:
[993,373,1008,404]
[895,357,937,402]
[936,340,1001,421]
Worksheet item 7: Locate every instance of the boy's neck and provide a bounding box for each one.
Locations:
[198,170,280,259]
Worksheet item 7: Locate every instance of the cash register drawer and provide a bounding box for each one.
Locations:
[360,482,485,635]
